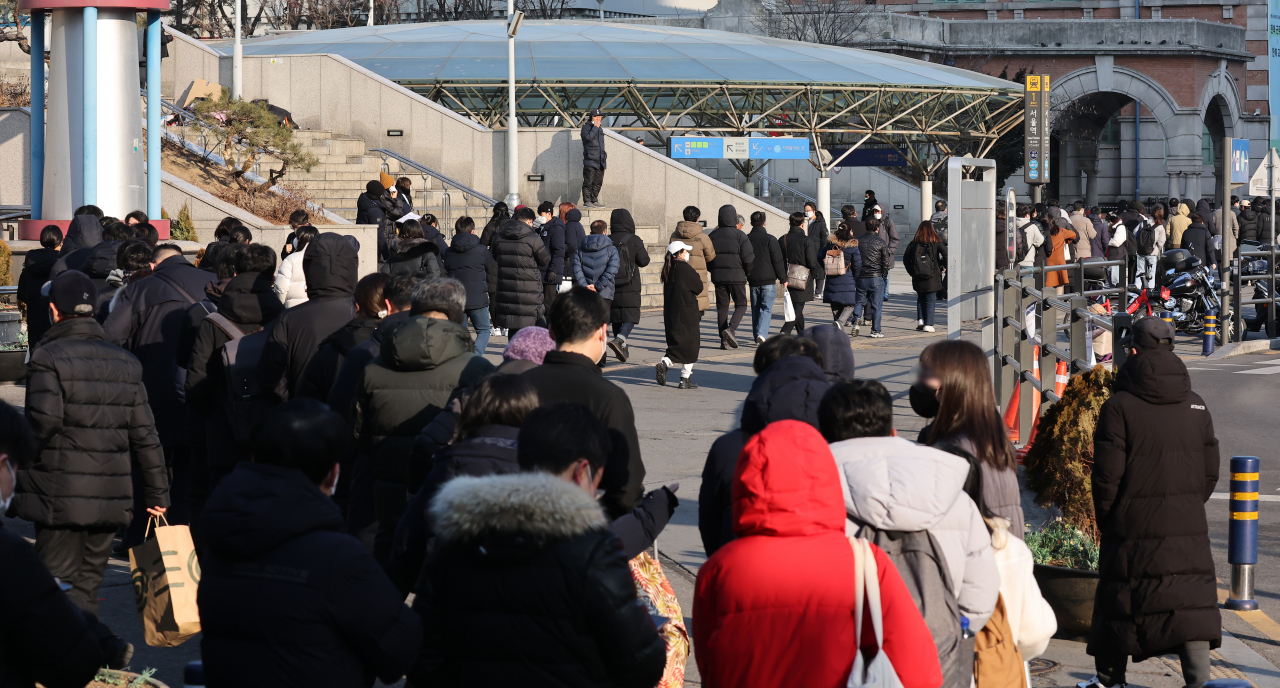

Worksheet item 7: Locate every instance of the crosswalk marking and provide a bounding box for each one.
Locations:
[1236,366,1280,375]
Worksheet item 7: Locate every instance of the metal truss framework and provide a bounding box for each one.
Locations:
[404,79,1025,177]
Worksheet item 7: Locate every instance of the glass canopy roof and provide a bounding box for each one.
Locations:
[223,21,1018,90]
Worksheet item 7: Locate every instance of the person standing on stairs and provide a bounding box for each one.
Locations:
[581,108,607,208]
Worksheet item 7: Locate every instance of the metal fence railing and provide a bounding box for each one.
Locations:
[756,174,839,219]
[1231,242,1280,340]
[369,149,497,236]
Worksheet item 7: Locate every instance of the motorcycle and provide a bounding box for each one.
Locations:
[1241,241,1276,336]
[1144,248,1233,345]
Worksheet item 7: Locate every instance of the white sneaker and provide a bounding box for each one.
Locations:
[923,325,935,333]
[1077,676,1126,688]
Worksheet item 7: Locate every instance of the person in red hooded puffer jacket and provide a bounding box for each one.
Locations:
[693,420,942,688]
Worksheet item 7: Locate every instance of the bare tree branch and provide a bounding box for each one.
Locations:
[751,0,877,47]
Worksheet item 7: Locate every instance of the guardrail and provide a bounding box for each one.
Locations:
[0,206,30,223]
[757,174,839,219]
[369,149,497,236]
[1230,242,1280,340]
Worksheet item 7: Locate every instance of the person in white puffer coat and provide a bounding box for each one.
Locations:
[274,226,317,308]
[987,515,1057,685]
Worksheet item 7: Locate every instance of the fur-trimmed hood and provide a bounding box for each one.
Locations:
[431,472,607,545]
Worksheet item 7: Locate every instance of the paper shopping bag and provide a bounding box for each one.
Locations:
[128,517,202,647]
[783,290,796,323]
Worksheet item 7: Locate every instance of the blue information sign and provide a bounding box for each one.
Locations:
[670,137,725,159]
[670,137,809,160]
[1231,139,1251,185]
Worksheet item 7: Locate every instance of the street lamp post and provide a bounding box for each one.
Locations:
[368,0,375,25]
[597,0,603,21]
[232,0,242,99]
[505,9,523,208]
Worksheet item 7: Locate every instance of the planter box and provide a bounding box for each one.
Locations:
[1033,563,1100,634]
[0,311,20,343]
[0,348,25,385]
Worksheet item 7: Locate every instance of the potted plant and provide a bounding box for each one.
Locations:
[90,667,168,688]
[1023,364,1115,633]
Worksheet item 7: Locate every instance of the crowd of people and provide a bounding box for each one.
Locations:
[0,190,1223,688]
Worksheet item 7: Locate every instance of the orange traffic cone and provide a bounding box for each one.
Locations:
[1003,385,1021,443]
[1053,360,1069,398]
[1015,346,1043,464]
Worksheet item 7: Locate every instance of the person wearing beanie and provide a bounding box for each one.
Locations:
[501,325,557,373]
[535,200,569,312]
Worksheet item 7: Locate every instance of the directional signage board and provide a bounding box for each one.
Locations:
[671,136,810,160]
[748,138,810,160]
[723,137,749,159]
[669,137,724,159]
[1024,75,1051,185]
[1232,139,1251,185]
[1248,148,1280,196]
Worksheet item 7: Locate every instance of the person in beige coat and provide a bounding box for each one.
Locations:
[1168,202,1192,248]
[1070,202,1096,258]
[672,205,716,311]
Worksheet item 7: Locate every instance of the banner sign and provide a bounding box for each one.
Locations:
[830,147,908,167]
[670,137,810,160]
[1231,138,1251,185]
[1024,75,1051,185]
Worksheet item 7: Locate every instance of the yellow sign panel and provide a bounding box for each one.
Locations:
[1042,75,1050,91]
[1026,75,1041,92]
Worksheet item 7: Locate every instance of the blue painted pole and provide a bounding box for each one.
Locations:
[1225,456,1259,611]
[29,11,43,220]
[82,7,96,207]
[145,11,160,219]
[1203,308,1216,356]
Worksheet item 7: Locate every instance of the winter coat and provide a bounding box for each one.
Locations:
[356,191,392,261]
[296,315,381,403]
[904,239,946,294]
[994,216,1010,272]
[47,215,103,280]
[564,209,586,257]
[672,220,716,310]
[581,121,607,170]
[16,247,59,344]
[780,227,819,303]
[0,524,102,688]
[491,220,552,330]
[1090,347,1221,660]
[258,233,359,401]
[102,254,212,447]
[524,351,646,520]
[1181,223,1218,268]
[707,220,756,287]
[572,234,620,301]
[1016,218,1046,268]
[662,258,703,365]
[199,462,423,688]
[1044,225,1078,288]
[1168,203,1193,248]
[1192,199,1216,237]
[1088,214,1111,259]
[410,472,665,688]
[699,354,832,554]
[1238,207,1261,243]
[443,232,497,312]
[805,213,829,249]
[538,216,569,284]
[273,245,309,308]
[988,517,1056,660]
[354,316,495,505]
[857,231,892,280]
[422,223,449,258]
[832,435,1001,632]
[747,223,785,287]
[1214,207,1240,242]
[382,237,444,280]
[326,311,410,424]
[929,432,1025,540]
[608,209,651,324]
[875,210,901,256]
[800,323,857,383]
[15,317,169,527]
[1068,212,1095,259]
[820,236,863,306]
[694,421,943,688]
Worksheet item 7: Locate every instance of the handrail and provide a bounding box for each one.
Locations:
[757,173,839,218]
[0,206,30,223]
[368,149,498,207]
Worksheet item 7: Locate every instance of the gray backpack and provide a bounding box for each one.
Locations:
[853,523,974,688]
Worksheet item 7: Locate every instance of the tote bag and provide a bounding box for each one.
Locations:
[847,537,905,688]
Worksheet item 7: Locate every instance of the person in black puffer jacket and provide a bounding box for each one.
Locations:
[443,217,498,356]
[17,225,63,344]
[1181,215,1218,271]
[1238,201,1261,243]
[382,220,444,280]
[420,214,449,257]
[852,219,892,337]
[707,204,755,349]
[356,180,398,263]
[563,205,586,257]
[605,208,651,362]
[408,403,666,688]
[15,271,170,668]
[536,201,569,311]
[698,336,830,555]
[491,207,551,336]
[296,273,389,404]
[47,213,103,280]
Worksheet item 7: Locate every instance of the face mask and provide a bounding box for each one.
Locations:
[909,382,941,419]
[533,216,546,227]
[292,238,299,251]
[874,213,882,220]
[0,460,15,513]
[805,211,815,218]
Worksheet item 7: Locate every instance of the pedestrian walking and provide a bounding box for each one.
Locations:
[273,224,317,308]
[491,206,551,338]
[581,108,608,207]
[708,205,755,348]
[804,201,829,298]
[1168,202,1192,248]
[746,211,785,344]
[779,211,819,334]
[903,220,947,333]
[408,403,666,688]
[523,287,647,519]
[382,219,444,280]
[693,420,943,688]
[671,205,716,312]
[870,204,899,309]
[931,200,950,242]
[861,189,879,221]
[606,208,651,362]
[572,219,620,309]
[15,270,170,669]
[852,218,892,338]
[16,224,63,344]
[821,221,862,331]
[443,216,498,356]
[1079,318,1221,688]
[535,201,568,310]
[198,399,423,688]
[296,272,391,403]
[1135,207,1167,290]
[657,241,704,390]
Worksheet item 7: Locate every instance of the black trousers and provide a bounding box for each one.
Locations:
[582,166,605,203]
[34,525,117,641]
[1095,641,1211,688]
[715,283,748,335]
[544,283,560,314]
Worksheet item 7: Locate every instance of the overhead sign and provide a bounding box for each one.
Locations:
[670,136,810,160]
[1231,139,1251,185]
[1248,148,1280,196]
[1024,75,1051,185]
[830,147,908,167]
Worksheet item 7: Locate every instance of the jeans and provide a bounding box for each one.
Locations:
[750,284,776,341]
[916,290,938,326]
[715,283,748,337]
[1096,641,1210,688]
[612,321,635,341]
[854,276,885,331]
[466,307,491,355]
[1136,254,1158,290]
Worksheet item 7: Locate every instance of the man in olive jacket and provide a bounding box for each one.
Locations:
[15,271,169,669]
[1085,318,1220,688]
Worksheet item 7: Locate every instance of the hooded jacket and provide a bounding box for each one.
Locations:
[382,236,444,280]
[410,472,665,688]
[607,209,651,323]
[694,422,942,688]
[830,435,1000,633]
[538,216,569,284]
[48,215,103,280]
[573,234,621,300]
[799,323,856,383]
[443,232,497,312]
[1181,222,1218,269]
[491,219,552,330]
[15,317,169,528]
[672,220,716,310]
[356,187,396,261]
[17,247,60,343]
[707,206,755,286]
[258,233,359,401]
[273,244,309,308]
[296,314,381,403]
[747,223,785,287]
[1168,203,1192,248]
[1238,206,1261,243]
[1090,347,1221,659]
[198,463,423,687]
[1194,199,1217,237]
[564,209,586,257]
[820,235,862,305]
[1213,206,1240,242]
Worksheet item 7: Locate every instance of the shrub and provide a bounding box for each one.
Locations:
[163,205,199,242]
[0,236,11,286]
[190,92,317,194]
[1026,518,1099,570]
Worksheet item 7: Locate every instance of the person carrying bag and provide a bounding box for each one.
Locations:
[847,536,906,688]
[128,515,202,647]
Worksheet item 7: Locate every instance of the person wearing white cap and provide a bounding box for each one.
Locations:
[657,241,703,389]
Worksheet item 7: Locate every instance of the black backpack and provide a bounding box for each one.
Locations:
[614,238,637,288]
[205,313,270,446]
[1124,218,1144,256]
[912,242,938,279]
[1013,220,1029,264]
[1136,221,1157,255]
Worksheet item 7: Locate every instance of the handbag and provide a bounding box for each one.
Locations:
[629,552,690,688]
[824,249,847,276]
[782,235,811,285]
[846,537,905,688]
[782,289,796,323]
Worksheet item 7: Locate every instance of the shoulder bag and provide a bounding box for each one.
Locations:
[781,235,811,285]
[846,537,905,688]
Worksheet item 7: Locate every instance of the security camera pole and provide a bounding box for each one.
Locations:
[505,8,523,207]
